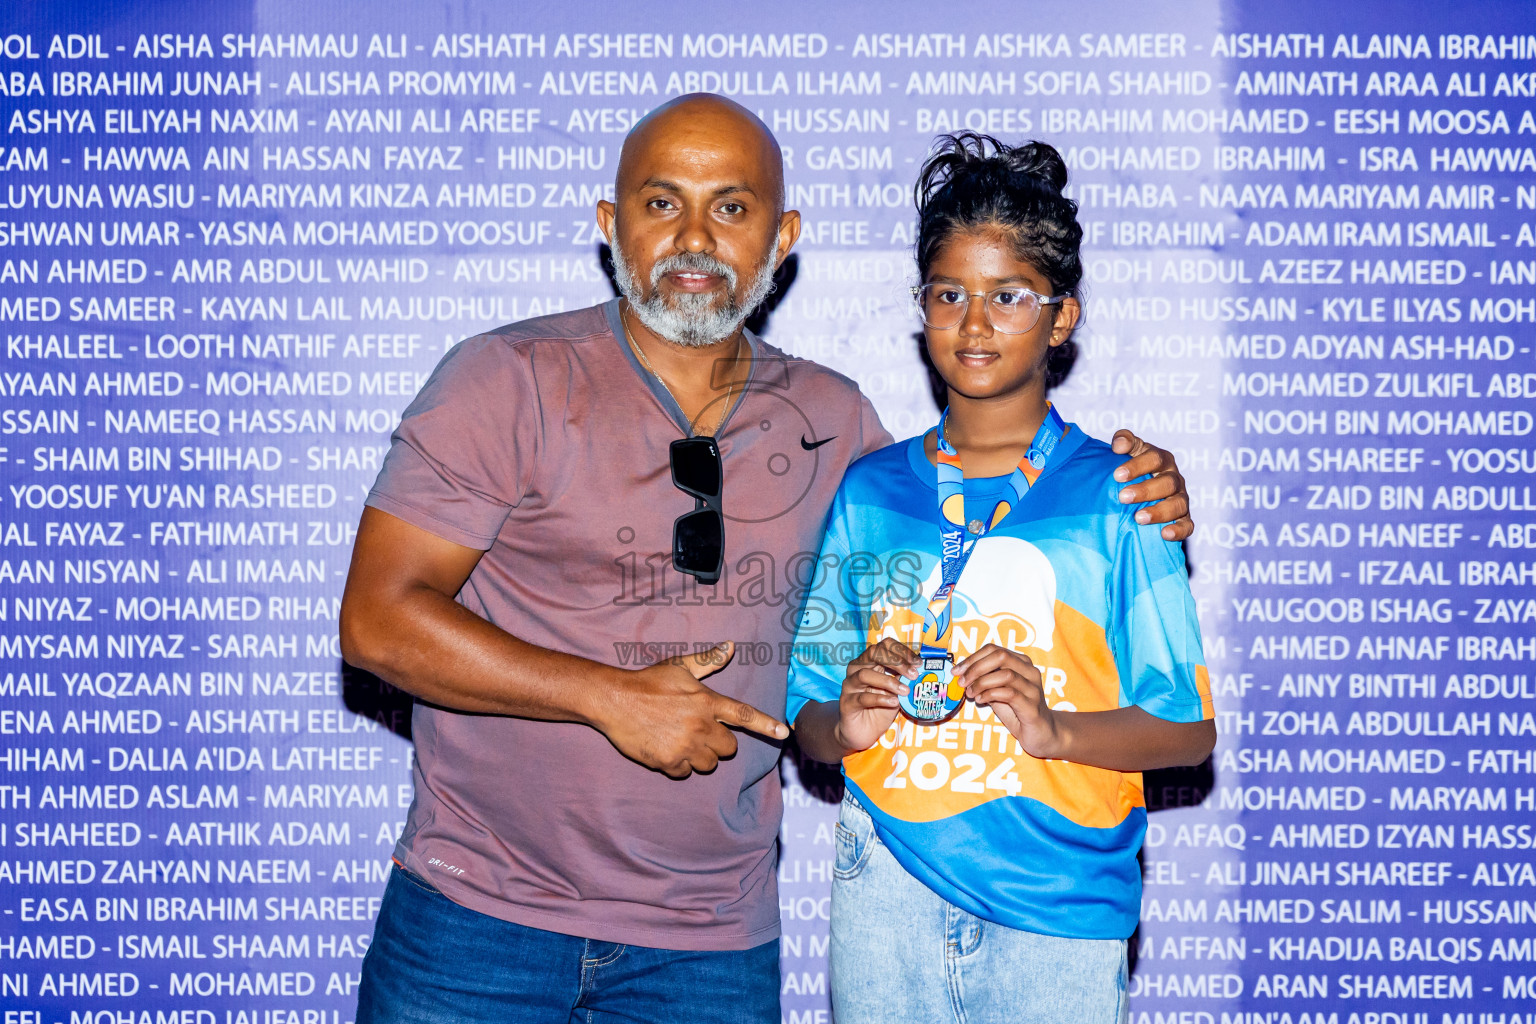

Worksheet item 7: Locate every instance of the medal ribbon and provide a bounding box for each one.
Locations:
[918,404,1066,661]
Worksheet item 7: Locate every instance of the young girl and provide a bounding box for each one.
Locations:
[786,134,1216,1023]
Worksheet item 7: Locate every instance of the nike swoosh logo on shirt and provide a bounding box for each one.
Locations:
[800,435,836,451]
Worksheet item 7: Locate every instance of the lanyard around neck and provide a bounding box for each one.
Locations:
[919,404,1066,659]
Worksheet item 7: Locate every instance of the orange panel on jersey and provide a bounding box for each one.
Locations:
[847,599,1145,830]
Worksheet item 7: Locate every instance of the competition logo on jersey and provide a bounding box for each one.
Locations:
[852,536,1140,828]
[878,536,1059,663]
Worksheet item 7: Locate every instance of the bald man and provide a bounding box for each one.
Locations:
[342,94,1192,1023]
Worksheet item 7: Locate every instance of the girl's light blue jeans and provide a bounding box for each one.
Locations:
[830,791,1129,1024]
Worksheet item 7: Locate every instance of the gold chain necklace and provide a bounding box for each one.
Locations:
[620,303,738,437]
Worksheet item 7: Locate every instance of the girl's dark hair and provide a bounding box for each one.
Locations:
[914,134,1084,387]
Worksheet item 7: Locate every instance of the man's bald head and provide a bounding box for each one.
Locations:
[618,93,785,216]
[596,92,799,348]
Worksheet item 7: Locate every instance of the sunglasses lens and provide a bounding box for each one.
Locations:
[671,437,721,498]
[674,509,723,574]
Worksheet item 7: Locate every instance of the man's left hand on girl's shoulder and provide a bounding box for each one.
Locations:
[1110,429,1192,541]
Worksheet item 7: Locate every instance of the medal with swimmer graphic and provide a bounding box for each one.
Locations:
[899,651,963,725]
[899,405,1066,725]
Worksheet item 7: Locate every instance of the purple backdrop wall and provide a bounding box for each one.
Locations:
[2,1,1535,1020]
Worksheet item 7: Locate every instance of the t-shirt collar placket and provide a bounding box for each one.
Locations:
[603,297,758,440]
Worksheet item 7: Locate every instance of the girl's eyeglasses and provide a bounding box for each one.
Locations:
[911,283,1069,334]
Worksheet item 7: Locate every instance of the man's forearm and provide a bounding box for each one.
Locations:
[340,584,621,726]
[1043,706,1215,772]
[793,701,851,764]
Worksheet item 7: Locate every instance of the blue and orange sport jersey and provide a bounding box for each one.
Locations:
[786,421,1213,940]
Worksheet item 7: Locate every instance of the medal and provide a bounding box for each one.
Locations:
[898,405,1066,725]
[903,652,958,724]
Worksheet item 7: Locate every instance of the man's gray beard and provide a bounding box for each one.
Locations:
[611,243,777,348]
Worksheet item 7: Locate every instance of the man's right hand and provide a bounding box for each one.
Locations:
[342,510,785,778]
[598,642,789,779]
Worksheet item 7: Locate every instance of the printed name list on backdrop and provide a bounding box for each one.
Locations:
[1,1,1535,1021]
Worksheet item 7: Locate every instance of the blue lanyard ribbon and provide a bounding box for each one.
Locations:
[918,404,1066,660]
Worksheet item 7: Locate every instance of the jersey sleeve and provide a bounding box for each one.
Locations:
[784,488,864,728]
[1107,511,1213,724]
[365,335,539,551]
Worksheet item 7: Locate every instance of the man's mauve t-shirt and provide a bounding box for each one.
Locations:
[364,299,891,950]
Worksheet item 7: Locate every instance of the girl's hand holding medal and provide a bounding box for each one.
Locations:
[953,644,1062,759]
[834,637,919,753]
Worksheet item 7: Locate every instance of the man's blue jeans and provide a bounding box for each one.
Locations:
[356,866,781,1024]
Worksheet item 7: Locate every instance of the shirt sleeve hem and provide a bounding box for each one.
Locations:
[1134,694,1212,725]
[785,693,814,728]
[364,491,501,552]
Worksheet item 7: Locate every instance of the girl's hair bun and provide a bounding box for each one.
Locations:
[1005,140,1069,193]
[914,133,1084,298]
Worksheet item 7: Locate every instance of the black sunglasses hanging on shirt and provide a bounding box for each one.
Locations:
[670,436,724,585]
